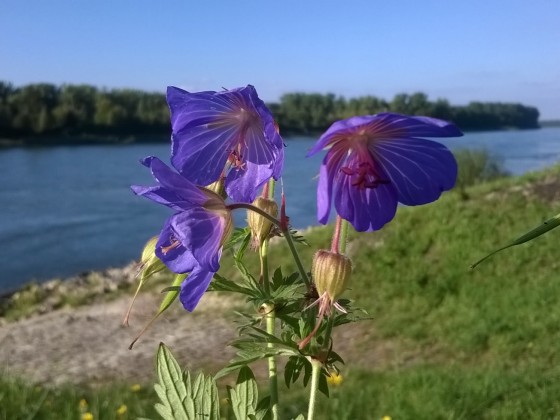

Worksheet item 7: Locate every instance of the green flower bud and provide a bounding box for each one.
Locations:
[140,236,167,280]
[312,250,352,300]
[204,178,227,199]
[248,197,278,246]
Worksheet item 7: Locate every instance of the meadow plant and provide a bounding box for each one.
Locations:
[129,85,462,419]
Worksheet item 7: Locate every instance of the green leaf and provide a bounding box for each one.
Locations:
[255,396,271,420]
[292,415,306,420]
[224,227,251,251]
[318,370,330,397]
[159,274,187,313]
[234,227,252,261]
[154,343,220,420]
[228,366,259,420]
[471,212,560,268]
[155,343,191,420]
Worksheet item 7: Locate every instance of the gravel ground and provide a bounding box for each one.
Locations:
[0,291,238,386]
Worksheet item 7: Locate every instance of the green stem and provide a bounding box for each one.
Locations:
[227,203,310,287]
[338,217,349,254]
[307,358,322,420]
[264,302,279,420]
[261,234,278,419]
[260,239,270,294]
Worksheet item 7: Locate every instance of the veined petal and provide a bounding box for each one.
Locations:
[179,266,215,312]
[170,209,224,272]
[171,123,237,185]
[168,85,285,198]
[317,148,346,224]
[225,160,274,203]
[134,156,208,206]
[361,113,463,138]
[370,137,457,205]
[167,86,247,132]
[334,170,398,232]
[154,218,197,273]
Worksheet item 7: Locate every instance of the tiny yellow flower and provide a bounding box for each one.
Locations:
[326,372,343,386]
[130,383,142,392]
[82,413,94,420]
[79,399,88,410]
[381,416,392,420]
[116,404,128,415]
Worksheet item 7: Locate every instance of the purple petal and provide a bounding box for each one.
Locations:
[171,124,236,185]
[316,149,346,224]
[225,160,274,203]
[307,113,462,157]
[154,218,197,273]
[362,113,463,138]
[168,85,285,193]
[334,172,399,232]
[179,266,215,312]
[131,156,208,210]
[169,209,224,272]
[370,137,457,205]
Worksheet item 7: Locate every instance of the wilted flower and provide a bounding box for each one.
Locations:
[132,156,233,311]
[167,85,284,203]
[307,113,462,231]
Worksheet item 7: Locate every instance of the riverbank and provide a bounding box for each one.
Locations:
[3,167,560,417]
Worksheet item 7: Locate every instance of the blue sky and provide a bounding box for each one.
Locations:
[2,0,559,118]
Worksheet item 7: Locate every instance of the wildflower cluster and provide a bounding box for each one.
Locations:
[129,84,462,419]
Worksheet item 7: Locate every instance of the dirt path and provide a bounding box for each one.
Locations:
[0,283,436,387]
[0,292,237,386]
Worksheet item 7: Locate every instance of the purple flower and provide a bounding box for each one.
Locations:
[307,113,462,232]
[131,156,233,311]
[167,85,284,203]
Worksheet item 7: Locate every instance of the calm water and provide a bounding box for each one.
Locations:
[1,127,560,292]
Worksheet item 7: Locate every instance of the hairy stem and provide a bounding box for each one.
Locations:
[307,358,322,420]
[264,302,279,420]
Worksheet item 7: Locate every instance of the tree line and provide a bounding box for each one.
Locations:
[0,81,540,145]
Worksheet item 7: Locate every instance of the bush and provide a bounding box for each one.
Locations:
[453,149,509,195]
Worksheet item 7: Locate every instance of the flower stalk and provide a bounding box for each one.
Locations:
[307,358,323,420]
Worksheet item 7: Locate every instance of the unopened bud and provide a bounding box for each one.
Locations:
[140,236,167,280]
[204,178,227,199]
[312,250,352,300]
[200,187,234,247]
[248,197,278,246]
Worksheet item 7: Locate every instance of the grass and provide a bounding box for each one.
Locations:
[0,375,157,420]
[4,164,560,418]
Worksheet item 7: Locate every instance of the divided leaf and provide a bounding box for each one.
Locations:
[154,343,220,420]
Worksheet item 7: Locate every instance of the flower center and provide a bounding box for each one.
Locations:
[340,161,389,190]
[161,238,181,255]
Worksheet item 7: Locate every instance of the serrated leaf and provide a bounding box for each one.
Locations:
[471,212,560,268]
[234,228,252,261]
[229,366,259,420]
[154,343,220,420]
[155,343,192,420]
[255,396,271,420]
[224,227,252,250]
[209,272,256,296]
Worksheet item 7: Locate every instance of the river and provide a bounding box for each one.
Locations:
[1,127,560,292]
